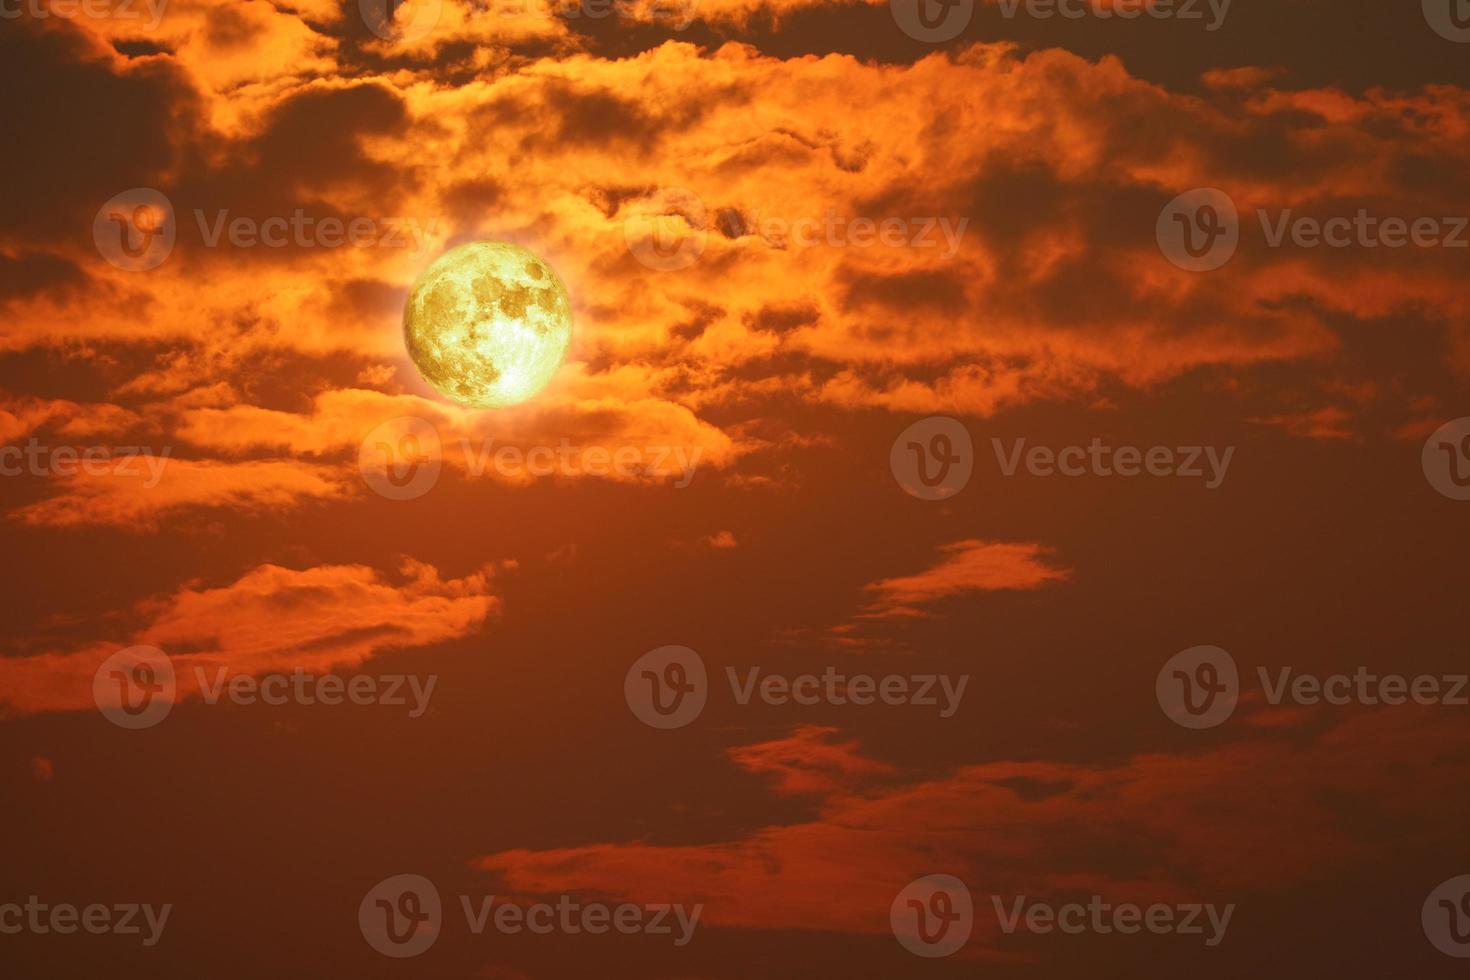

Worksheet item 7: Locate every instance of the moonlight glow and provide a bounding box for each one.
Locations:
[403,241,572,408]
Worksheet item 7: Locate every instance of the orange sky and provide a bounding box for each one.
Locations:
[3,0,1470,976]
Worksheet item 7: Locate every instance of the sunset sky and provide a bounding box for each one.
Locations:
[4,0,1470,975]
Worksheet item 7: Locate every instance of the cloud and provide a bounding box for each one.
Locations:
[0,559,501,717]
[471,710,1469,949]
[0,395,145,443]
[175,384,744,485]
[0,375,748,528]
[10,29,1470,446]
[1249,406,1356,441]
[861,539,1071,618]
[10,457,353,530]
[726,723,897,797]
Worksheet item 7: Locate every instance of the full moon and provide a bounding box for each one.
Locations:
[403,241,573,408]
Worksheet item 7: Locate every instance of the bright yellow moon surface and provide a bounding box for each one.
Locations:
[403,241,572,408]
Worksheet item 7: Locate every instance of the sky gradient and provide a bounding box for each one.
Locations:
[4,0,1470,975]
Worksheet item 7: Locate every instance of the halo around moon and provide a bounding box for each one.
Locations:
[403,241,572,409]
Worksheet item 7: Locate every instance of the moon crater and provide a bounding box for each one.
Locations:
[404,241,572,408]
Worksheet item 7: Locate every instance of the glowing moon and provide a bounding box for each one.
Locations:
[403,241,572,408]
